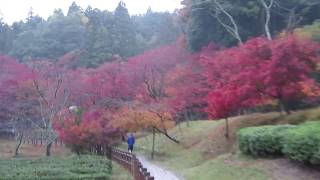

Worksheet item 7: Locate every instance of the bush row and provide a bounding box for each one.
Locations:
[237,122,320,165]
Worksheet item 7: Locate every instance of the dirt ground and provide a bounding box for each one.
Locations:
[0,139,71,158]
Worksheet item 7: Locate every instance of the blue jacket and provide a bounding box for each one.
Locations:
[127,136,135,146]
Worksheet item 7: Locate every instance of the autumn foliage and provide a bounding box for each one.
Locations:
[197,36,319,137]
[0,35,319,152]
[54,108,120,154]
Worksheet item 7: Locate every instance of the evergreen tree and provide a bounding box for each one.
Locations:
[67,2,82,16]
[9,12,44,62]
[133,9,181,51]
[111,1,137,58]
[0,18,13,54]
[82,7,114,67]
[39,8,86,60]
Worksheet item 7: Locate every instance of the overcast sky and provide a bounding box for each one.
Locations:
[0,0,182,24]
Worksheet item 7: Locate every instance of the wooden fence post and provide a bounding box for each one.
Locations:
[131,154,136,179]
[106,148,154,180]
[40,132,42,145]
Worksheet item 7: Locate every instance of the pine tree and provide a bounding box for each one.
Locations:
[111,1,138,58]
[67,2,82,16]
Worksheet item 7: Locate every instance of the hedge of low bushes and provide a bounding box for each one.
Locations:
[282,122,320,164]
[237,125,295,156]
[237,122,320,165]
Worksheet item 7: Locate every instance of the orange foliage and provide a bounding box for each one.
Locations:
[112,103,175,132]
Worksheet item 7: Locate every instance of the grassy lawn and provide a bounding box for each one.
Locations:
[125,107,320,180]
[0,139,132,180]
[183,154,268,180]
[134,121,224,170]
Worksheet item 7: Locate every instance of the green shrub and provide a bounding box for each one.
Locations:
[237,125,295,156]
[0,155,112,179]
[282,122,320,165]
[238,121,320,165]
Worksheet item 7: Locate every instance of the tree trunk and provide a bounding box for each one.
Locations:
[151,128,156,159]
[184,111,190,127]
[15,133,23,157]
[96,145,103,155]
[110,158,113,173]
[76,150,80,156]
[225,118,229,139]
[212,0,243,44]
[279,99,290,115]
[46,141,53,156]
[106,145,112,159]
[260,0,273,40]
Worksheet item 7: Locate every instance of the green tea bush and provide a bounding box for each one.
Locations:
[282,122,320,165]
[237,125,295,156]
[0,155,112,179]
[238,121,320,165]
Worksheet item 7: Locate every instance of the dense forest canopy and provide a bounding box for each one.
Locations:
[0,1,181,68]
[1,1,319,63]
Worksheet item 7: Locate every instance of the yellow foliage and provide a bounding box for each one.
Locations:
[278,20,320,43]
[112,105,175,132]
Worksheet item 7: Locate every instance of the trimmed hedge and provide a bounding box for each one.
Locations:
[237,125,295,156]
[282,122,320,164]
[237,122,320,165]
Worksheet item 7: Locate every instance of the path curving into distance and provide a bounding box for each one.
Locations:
[137,155,183,180]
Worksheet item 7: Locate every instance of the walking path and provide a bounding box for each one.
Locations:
[137,155,182,180]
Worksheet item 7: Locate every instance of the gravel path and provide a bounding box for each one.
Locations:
[137,155,182,180]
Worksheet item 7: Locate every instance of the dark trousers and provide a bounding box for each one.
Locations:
[128,145,134,152]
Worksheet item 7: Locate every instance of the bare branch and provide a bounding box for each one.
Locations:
[212,0,243,44]
[153,126,180,144]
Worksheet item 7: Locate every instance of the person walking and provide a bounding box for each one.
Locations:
[127,133,135,153]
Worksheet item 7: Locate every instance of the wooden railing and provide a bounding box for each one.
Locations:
[108,147,154,180]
